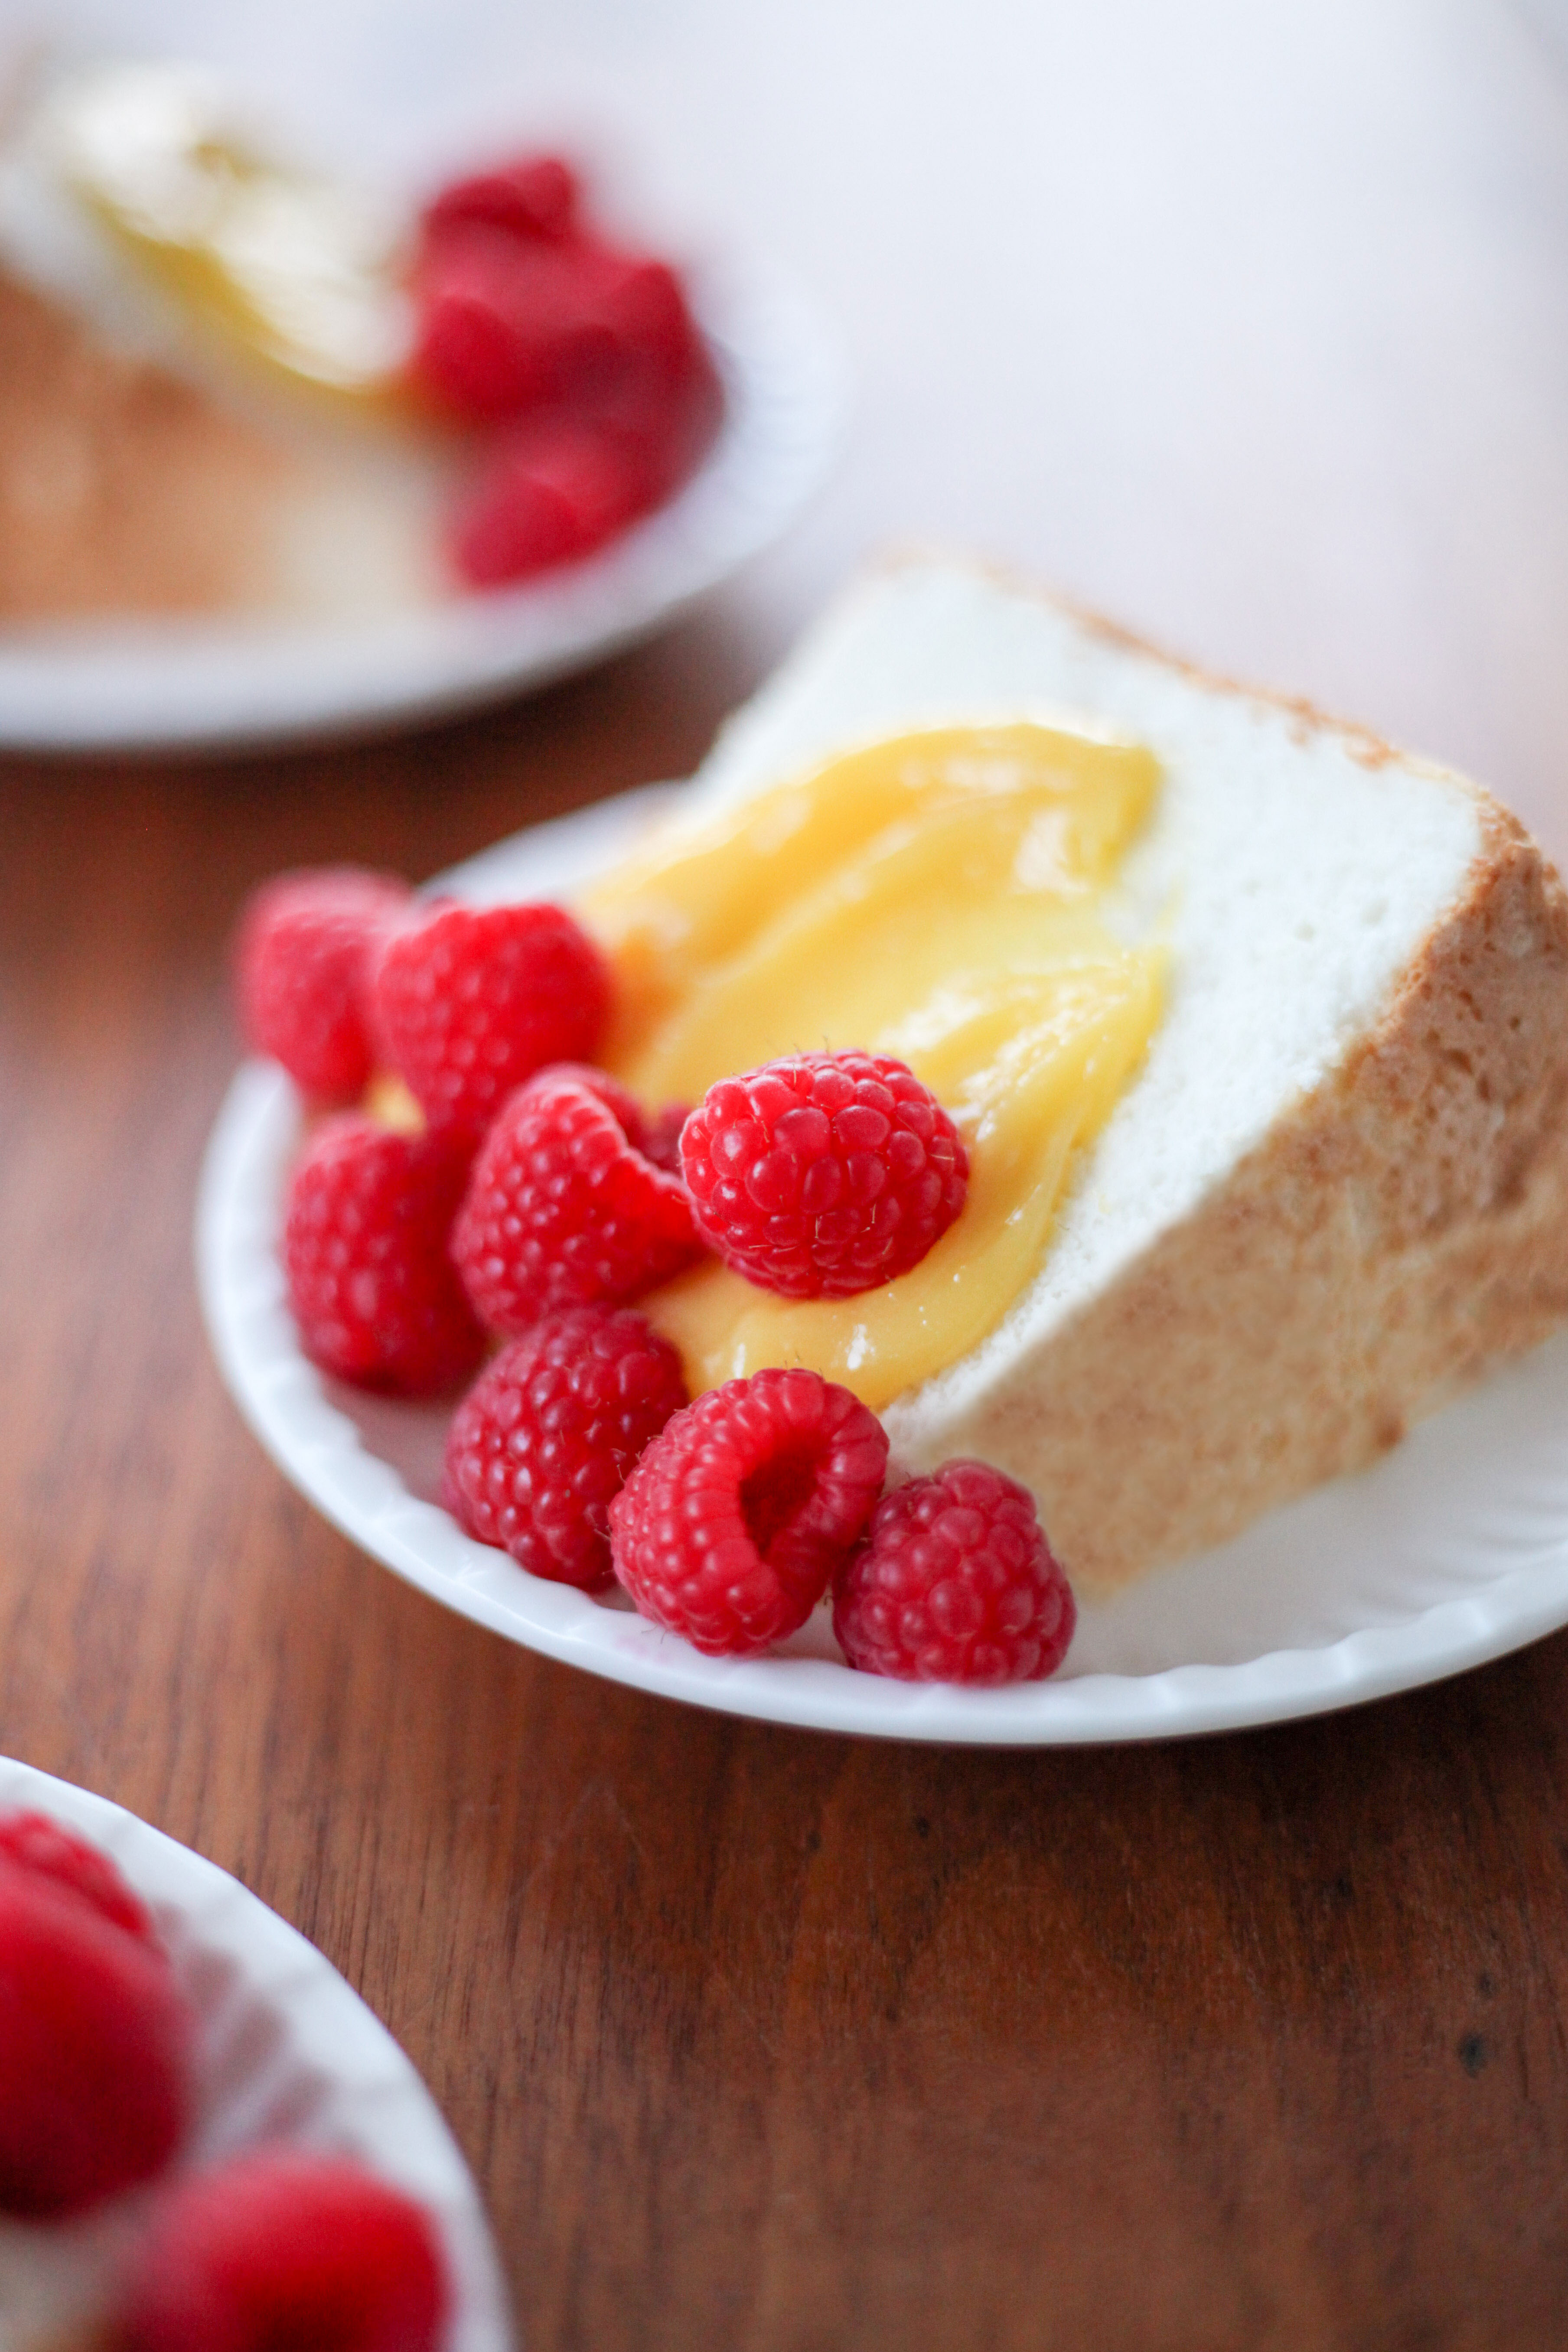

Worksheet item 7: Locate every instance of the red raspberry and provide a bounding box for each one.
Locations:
[412,231,704,423]
[452,1065,701,1332]
[372,899,610,1143]
[284,1115,484,1395]
[421,153,580,245]
[115,2151,447,2352]
[833,1460,1076,1684]
[444,1306,687,1590]
[679,1051,968,1300]
[449,419,654,587]
[0,1828,192,2218]
[235,868,410,1104]
[0,1809,153,1945]
[609,1368,888,1655]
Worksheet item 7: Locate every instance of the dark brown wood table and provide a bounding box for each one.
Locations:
[5,599,1568,2352]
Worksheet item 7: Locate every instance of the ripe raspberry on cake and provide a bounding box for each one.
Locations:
[445,1305,687,1588]
[372,898,611,1143]
[235,868,411,1103]
[833,1459,1076,1684]
[283,1115,485,1395]
[452,1063,701,1331]
[679,1050,967,1298]
[609,1368,888,1654]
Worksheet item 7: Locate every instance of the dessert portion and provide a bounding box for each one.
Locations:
[0,1806,450,2350]
[0,60,722,623]
[670,560,1568,1589]
[233,554,1568,1673]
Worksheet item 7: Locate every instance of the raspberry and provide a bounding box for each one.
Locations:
[449,419,653,587]
[452,1065,701,1332]
[445,1306,686,1590]
[0,1829,192,2217]
[115,2151,447,2352]
[832,1460,1076,1684]
[0,1809,153,1945]
[679,1051,969,1300]
[412,231,704,423]
[284,1115,484,1395]
[421,153,580,245]
[235,868,410,1104]
[609,1368,888,1655]
[373,899,610,1143]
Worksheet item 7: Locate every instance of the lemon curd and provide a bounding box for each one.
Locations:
[46,63,409,401]
[579,722,1166,1411]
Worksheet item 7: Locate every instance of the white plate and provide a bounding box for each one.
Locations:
[0,270,842,753]
[196,788,1568,1746]
[0,1754,513,2349]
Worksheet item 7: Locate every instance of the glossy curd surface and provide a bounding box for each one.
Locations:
[580,722,1165,1409]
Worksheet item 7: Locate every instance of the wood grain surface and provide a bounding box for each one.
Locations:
[4,607,1568,2352]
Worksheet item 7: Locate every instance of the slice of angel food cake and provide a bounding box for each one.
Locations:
[574,556,1568,1596]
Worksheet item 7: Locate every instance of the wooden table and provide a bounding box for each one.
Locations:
[6,2,1568,2344]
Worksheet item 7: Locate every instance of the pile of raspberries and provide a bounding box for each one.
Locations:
[0,1805,447,2347]
[237,869,1076,1685]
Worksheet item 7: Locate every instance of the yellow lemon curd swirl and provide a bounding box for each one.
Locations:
[49,64,408,402]
[578,723,1165,1413]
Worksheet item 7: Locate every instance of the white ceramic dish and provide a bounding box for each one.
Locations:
[0,269,842,753]
[196,788,1568,1746]
[0,1753,513,2349]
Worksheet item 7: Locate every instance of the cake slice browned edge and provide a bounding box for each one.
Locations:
[916,582,1568,1595]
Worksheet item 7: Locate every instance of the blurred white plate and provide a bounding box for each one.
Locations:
[196,789,1568,1746]
[0,1754,513,2349]
[0,270,842,753]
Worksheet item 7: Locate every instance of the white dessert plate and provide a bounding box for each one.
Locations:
[0,1753,513,2349]
[196,788,1568,1747]
[0,269,842,753]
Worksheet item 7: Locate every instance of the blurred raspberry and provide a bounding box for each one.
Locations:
[284,1115,484,1395]
[833,1459,1076,1684]
[453,1064,701,1332]
[609,1367,888,1655]
[444,1305,687,1590]
[116,2150,447,2352]
[680,1050,968,1299]
[413,231,705,422]
[421,153,580,245]
[448,420,652,586]
[236,868,410,1103]
[372,899,610,1143]
[0,1830,192,2217]
[0,1809,153,1945]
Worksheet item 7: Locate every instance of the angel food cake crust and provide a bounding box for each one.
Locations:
[919,797,1568,1590]
[670,559,1568,1594]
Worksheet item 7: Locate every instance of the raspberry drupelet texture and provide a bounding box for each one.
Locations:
[833,1460,1076,1684]
[444,1307,687,1590]
[236,867,410,1103]
[116,2151,448,2352]
[609,1367,889,1655]
[453,1064,702,1332]
[284,1116,485,1396]
[679,1051,968,1300]
[372,899,611,1143]
[0,1814,193,2218]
